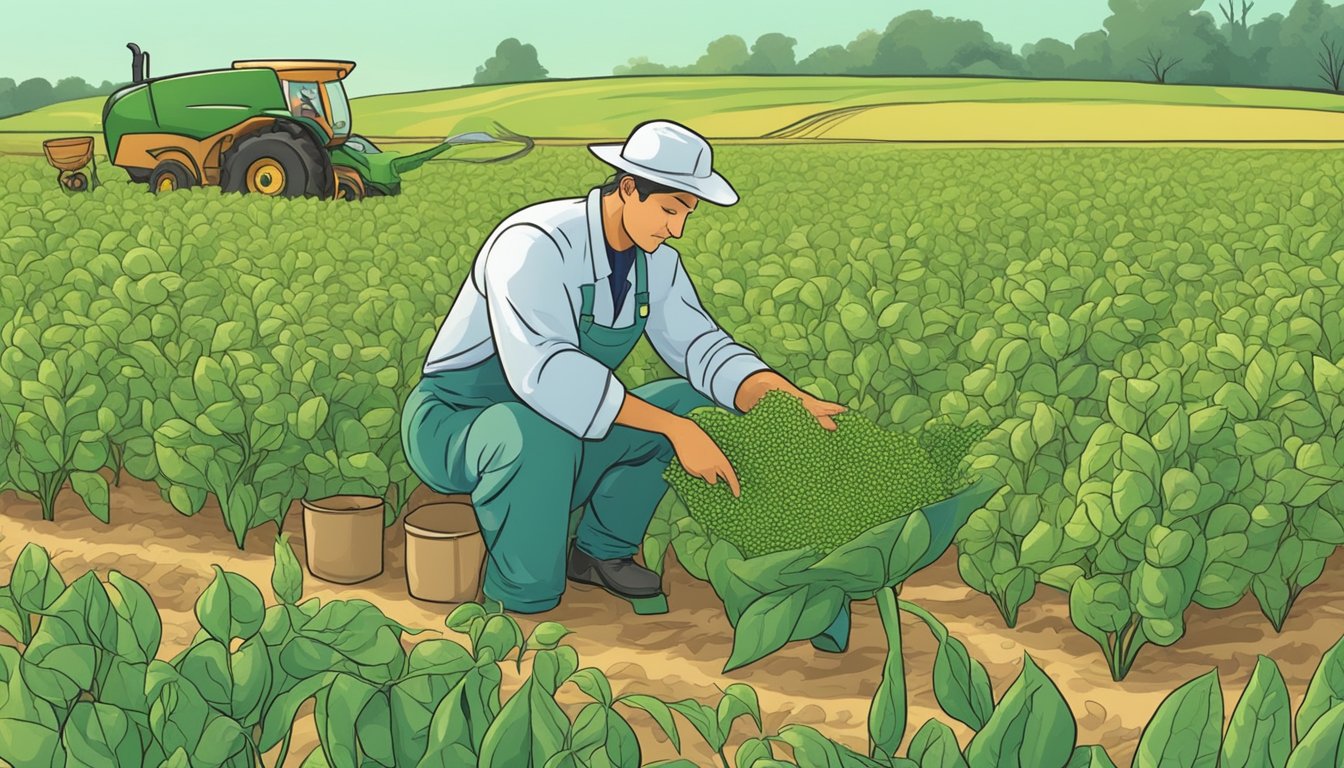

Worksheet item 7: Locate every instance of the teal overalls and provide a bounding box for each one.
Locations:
[401,246,718,613]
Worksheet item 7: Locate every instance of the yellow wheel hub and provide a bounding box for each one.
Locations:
[246,159,286,195]
[156,175,176,192]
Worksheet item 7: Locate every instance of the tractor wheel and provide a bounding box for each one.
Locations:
[336,177,364,202]
[149,160,196,194]
[63,172,88,192]
[219,123,333,199]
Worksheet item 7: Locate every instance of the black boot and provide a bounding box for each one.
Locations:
[566,544,662,598]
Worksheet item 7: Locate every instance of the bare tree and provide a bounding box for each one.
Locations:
[1218,0,1255,30]
[1318,34,1344,92]
[1141,47,1184,83]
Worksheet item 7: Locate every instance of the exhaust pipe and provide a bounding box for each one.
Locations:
[127,43,149,83]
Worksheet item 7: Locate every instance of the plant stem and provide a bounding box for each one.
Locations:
[274,730,292,768]
[718,748,730,768]
[870,585,908,758]
[112,443,124,487]
[37,473,58,521]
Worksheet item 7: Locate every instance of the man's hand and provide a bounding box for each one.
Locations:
[735,370,848,430]
[798,392,847,431]
[667,419,741,497]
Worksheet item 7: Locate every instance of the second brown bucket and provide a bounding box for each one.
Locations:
[404,497,486,603]
[301,495,385,584]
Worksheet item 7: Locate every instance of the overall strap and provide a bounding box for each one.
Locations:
[579,284,595,332]
[634,247,650,318]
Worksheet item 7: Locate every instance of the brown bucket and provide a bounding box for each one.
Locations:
[301,495,385,584]
[404,497,486,603]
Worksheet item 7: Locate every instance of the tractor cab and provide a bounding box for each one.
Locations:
[231,60,355,145]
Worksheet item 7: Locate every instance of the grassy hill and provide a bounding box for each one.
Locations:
[4,75,1344,154]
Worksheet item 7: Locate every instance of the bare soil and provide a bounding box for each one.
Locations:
[3,478,1343,767]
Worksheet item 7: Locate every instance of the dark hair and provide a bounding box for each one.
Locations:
[600,171,684,201]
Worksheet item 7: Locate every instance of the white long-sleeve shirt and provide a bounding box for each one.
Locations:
[422,187,772,441]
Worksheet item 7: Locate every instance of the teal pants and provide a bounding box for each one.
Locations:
[403,372,715,613]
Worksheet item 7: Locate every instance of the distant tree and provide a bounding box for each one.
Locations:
[1070,30,1114,79]
[11,77,53,113]
[1102,0,1231,84]
[868,11,1022,76]
[51,76,95,103]
[797,29,881,74]
[796,45,855,74]
[1264,0,1344,89]
[1318,33,1344,90]
[740,33,798,73]
[1219,0,1256,43]
[474,38,548,85]
[613,57,679,75]
[1140,46,1184,82]
[1022,38,1075,77]
[690,35,750,73]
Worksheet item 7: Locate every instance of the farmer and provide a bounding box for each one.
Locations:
[400,119,846,614]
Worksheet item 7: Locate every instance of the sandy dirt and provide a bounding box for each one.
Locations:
[3,477,1344,767]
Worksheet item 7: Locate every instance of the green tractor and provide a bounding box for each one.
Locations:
[101,43,528,200]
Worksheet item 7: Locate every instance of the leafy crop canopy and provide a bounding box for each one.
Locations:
[664,390,989,558]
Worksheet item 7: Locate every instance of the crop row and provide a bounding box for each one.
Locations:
[3,146,1344,679]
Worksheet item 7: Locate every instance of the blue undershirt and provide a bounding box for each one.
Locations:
[605,240,636,314]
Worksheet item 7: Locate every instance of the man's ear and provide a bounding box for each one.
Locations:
[620,175,637,200]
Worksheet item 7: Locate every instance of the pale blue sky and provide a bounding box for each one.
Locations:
[2,0,1300,97]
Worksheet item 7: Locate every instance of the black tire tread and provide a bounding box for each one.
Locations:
[218,121,334,199]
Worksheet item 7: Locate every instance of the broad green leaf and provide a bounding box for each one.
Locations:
[62,701,144,768]
[1064,746,1118,768]
[567,667,613,707]
[1220,656,1290,768]
[907,719,967,768]
[106,570,162,663]
[768,724,887,767]
[1298,635,1344,739]
[315,675,379,768]
[10,543,66,615]
[195,566,265,644]
[272,533,304,605]
[525,621,571,653]
[1133,669,1222,768]
[1286,701,1344,768]
[69,470,110,522]
[901,600,995,732]
[724,585,845,672]
[734,736,775,768]
[965,655,1075,768]
[717,683,763,739]
[615,693,682,753]
[477,677,570,768]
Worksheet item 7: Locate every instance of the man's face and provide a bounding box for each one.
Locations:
[619,177,698,253]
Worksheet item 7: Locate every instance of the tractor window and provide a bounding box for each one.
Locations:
[323,81,352,140]
[286,81,326,121]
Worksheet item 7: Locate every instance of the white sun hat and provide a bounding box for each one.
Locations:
[589,120,739,206]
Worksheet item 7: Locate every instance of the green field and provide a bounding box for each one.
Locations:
[5,75,1344,156]
[6,131,1344,765]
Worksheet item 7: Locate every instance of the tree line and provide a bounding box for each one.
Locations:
[0,77,124,120]
[474,0,1344,92]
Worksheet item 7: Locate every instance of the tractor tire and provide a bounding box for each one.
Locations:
[63,172,88,192]
[219,122,333,199]
[336,177,364,201]
[149,160,196,194]
[126,168,151,184]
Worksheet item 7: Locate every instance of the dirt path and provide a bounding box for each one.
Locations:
[3,479,1343,767]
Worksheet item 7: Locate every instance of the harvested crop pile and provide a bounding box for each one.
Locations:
[664,390,990,557]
